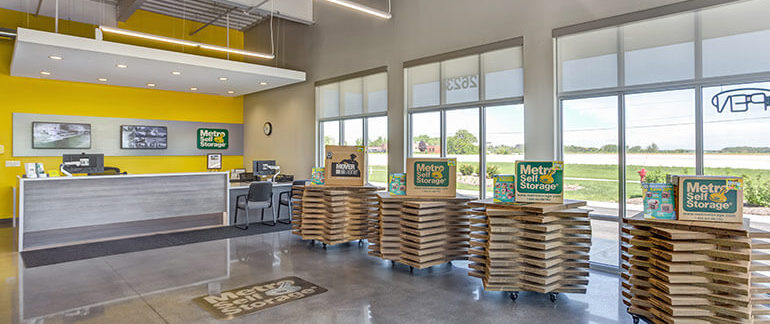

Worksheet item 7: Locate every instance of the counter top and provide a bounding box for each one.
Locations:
[18,172,228,182]
[229,181,294,190]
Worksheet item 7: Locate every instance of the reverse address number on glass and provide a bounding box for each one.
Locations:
[445,75,479,91]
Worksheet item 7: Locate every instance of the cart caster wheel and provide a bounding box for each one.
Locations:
[391,261,396,268]
[409,266,414,273]
[549,293,557,303]
[631,315,640,324]
[322,243,327,249]
[358,240,363,246]
[509,292,519,301]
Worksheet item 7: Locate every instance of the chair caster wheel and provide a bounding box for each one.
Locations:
[509,292,519,301]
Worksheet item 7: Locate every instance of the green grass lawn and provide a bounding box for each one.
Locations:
[369,161,770,203]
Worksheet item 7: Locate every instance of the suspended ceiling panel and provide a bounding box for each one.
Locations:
[10,28,306,96]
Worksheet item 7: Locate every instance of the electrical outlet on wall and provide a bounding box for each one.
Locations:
[5,161,20,167]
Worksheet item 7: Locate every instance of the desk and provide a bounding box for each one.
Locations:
[17,172,229,251]
[228,182,293,225]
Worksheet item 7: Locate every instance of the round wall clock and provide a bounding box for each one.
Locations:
[263,121,273,136]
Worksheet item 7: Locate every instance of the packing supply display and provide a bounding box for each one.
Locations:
[291,184,381,247]
[641,183,676,220]
[468,199,590,301]
[311,167,325,185]
[515,161,564,203]
[492,174,516,203]
[668,175,743,223]
[323,145,366,186]
[621,214,765,324]
[371,192,471,269]
[405,157,457,197]
[388,173,406,196]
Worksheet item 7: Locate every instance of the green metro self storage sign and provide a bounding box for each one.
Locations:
[515,160,564,203]
[198,128,229,149]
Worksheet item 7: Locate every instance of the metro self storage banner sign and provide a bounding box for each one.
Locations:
[515,160,564,203]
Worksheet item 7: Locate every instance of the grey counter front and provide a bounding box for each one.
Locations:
[228,182,293,225]
[18,172,229,251]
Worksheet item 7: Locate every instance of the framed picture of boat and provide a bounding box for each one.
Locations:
[32,122,92,149]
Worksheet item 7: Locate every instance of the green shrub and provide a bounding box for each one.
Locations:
[644,168,666,183]
[743,174,770,207]
[486,165,501,178]
[459,164,475,176]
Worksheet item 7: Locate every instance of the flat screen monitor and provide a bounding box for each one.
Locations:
[253,160,276,176]
[121,125,168,149]
[62,154,105,174]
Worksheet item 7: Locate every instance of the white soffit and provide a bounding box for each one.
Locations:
[10,28,306,96]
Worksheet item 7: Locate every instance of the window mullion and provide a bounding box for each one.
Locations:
[440,110,447,157]
[479,106,487,199]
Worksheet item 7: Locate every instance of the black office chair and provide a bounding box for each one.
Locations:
[277,180,307,224]
[234,181,274,229]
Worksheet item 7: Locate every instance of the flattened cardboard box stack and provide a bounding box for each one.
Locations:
[290,184,306,236]
[293,185,380,245]
[621,214,770,323]
[371,192,472,269]
[467,199,591,295]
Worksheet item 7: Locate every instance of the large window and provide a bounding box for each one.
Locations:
[557,0,770,268]
[406,41,524,198]
[316,71,388,186]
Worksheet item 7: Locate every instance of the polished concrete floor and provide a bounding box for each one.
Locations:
[0,228,633,323]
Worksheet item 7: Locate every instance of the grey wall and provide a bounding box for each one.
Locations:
[243,0,689,178]
[13,113,244,156]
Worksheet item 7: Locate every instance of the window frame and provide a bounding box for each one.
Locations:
[405,43,525,199]
[555,1,770,271]
[315,69,389,172]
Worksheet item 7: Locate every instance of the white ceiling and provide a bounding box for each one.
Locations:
[10,28,306,96]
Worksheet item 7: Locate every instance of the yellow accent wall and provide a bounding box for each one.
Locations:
[0,8,247,219]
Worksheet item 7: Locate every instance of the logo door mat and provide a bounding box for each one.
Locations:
[193,276,327,320]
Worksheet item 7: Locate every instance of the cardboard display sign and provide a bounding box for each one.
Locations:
[515,160,564,203]
[493,174,516,203]
[642,183,676,220]
[389,173,406,195]
[323,145,366,186]
[672,175,743,223]
[406,157,457,197]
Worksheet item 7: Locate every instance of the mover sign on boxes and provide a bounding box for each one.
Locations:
[406,157,456,197]
[324,145,366,186]
[515,161,564,203]
[676,175,743,222]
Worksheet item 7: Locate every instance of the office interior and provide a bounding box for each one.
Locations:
[1,0,770,323]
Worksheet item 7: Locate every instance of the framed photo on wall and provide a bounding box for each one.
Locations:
[207,153,223,170]
[121,125,168,149]
[32,122,92,149]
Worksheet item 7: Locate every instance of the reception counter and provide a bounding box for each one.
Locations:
[17,172,229,251]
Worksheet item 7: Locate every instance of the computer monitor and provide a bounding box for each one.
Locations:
[253,160,276,176]
[62,153,104,174]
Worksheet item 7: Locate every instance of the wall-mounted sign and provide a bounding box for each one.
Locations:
[207,153,222,169]
[711,88,770,113]
[197,128,229,149]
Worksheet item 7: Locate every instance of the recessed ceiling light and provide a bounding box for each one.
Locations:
[218,77,228,81]
[260,82,268,85]
[171,71,181,75]
[116,64,127,68]
[97,78,108,82]
[227,90,235,94]
[49,55,62,60]
[147,83,156,87]
[40,71,51,75]
[190,87,198,91]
